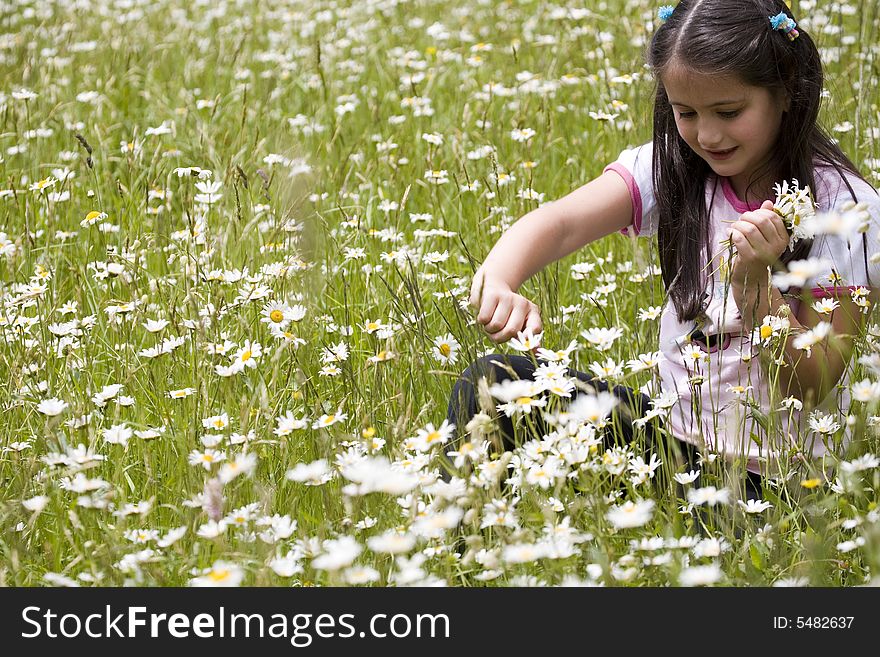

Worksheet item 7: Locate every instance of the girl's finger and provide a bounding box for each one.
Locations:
[739,210,787,245]
[731,230,756,260]
[524,306,543,337]
[469,271,485,309]
[476,292,498,325]
[495,304,527,342]
[484,297,513,334]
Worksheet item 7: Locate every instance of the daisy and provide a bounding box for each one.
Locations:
[839,453,879,473]
[752,314,790,347]
[580,326,623,351]
[233,340,262,368]
[673,469,700,485]
[269,552,304,577]
[792,322,832,357]
[737,499,774,513]
[312,536,363,571]
[319,364,342,377]
[627,351,665,373]
[29,176,57,193]
[508,328,543,352]
[142,318,169,332]
[274,411,309,436]
[312,411,347,430]
[218,452,258,484]
[687,486,730,506]
[36,397,68,416]
[286,459,333,485]
[91,383,123,407]
[432,333,460,365]
[495,385,548,416]
[367,531,417,555]
[679,563,723,586]
[772,179,817,248]
[409,420,455,452]
[344,566,380,585]
[811,297,840,315]
[803,205,867,241]
[535,339,579,364]
[22,495,50,513]
[81,210,108,227]
[188,448,226,470]
[588,357,625,380]
[606,499,655,529]
[320,340,350,364]
[568,391,618,426]
[157,527,187,548]
[771,257,831,289]
[367,349,396,364]
[102,423,133,447]
[510,127,536,142]
[807,410,840,435]
[215,363,244,377]
[260,301,291,328]
[168,387,195,398]
[190,561,244,587]
[202,413,230,431]
[638,305,663,321]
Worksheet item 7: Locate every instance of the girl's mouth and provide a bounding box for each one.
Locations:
[706,147,737,161]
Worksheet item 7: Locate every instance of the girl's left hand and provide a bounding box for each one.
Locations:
[729,200,789,286]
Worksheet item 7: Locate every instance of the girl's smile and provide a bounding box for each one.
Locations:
[662,66,788,201]
[705,147,738,161]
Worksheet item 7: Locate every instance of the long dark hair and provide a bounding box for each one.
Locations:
[650,0,866,322]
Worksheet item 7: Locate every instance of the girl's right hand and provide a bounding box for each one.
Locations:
[469,270,543,344]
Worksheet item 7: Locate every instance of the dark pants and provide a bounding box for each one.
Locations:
[445,354,763,500]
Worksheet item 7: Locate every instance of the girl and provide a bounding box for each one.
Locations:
[446,0,880,499]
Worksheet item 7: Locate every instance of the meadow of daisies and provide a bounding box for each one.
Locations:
[1,0,879,587]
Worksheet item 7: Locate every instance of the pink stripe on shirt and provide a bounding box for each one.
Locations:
[604,163,642,236]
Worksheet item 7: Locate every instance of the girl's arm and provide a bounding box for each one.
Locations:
[729,201,874,404]
[471,171,634,343]
[735,281,872,404]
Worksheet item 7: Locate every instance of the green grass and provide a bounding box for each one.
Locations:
[0,0,879,587]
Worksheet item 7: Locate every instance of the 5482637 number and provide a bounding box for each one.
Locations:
[796,617,854,629]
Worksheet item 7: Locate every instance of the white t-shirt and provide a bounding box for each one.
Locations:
[605,142,880,474]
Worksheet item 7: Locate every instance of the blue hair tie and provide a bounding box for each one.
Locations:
[658,5,675,21]
[770,12,800,40]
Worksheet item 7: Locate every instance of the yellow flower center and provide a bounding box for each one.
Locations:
[269,310,284,323]
[241,350,252,361]
[760,325,773,340]
[208,569,230,582]
[515,396,533,405]
[800,478,822,489]
[439,344,451,357]
[325,414,335,425]
[425,431,441,443]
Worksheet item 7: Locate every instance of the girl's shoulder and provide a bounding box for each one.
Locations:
[813,162,880,211]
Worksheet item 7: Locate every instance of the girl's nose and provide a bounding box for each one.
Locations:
[698,121,724,149]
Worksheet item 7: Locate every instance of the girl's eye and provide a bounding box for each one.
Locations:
[677,111,696,119]
[718,110,740,119]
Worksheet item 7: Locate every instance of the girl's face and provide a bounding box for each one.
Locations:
[662,65,788,202]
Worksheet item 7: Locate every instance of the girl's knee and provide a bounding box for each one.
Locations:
[461,353,530,384]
